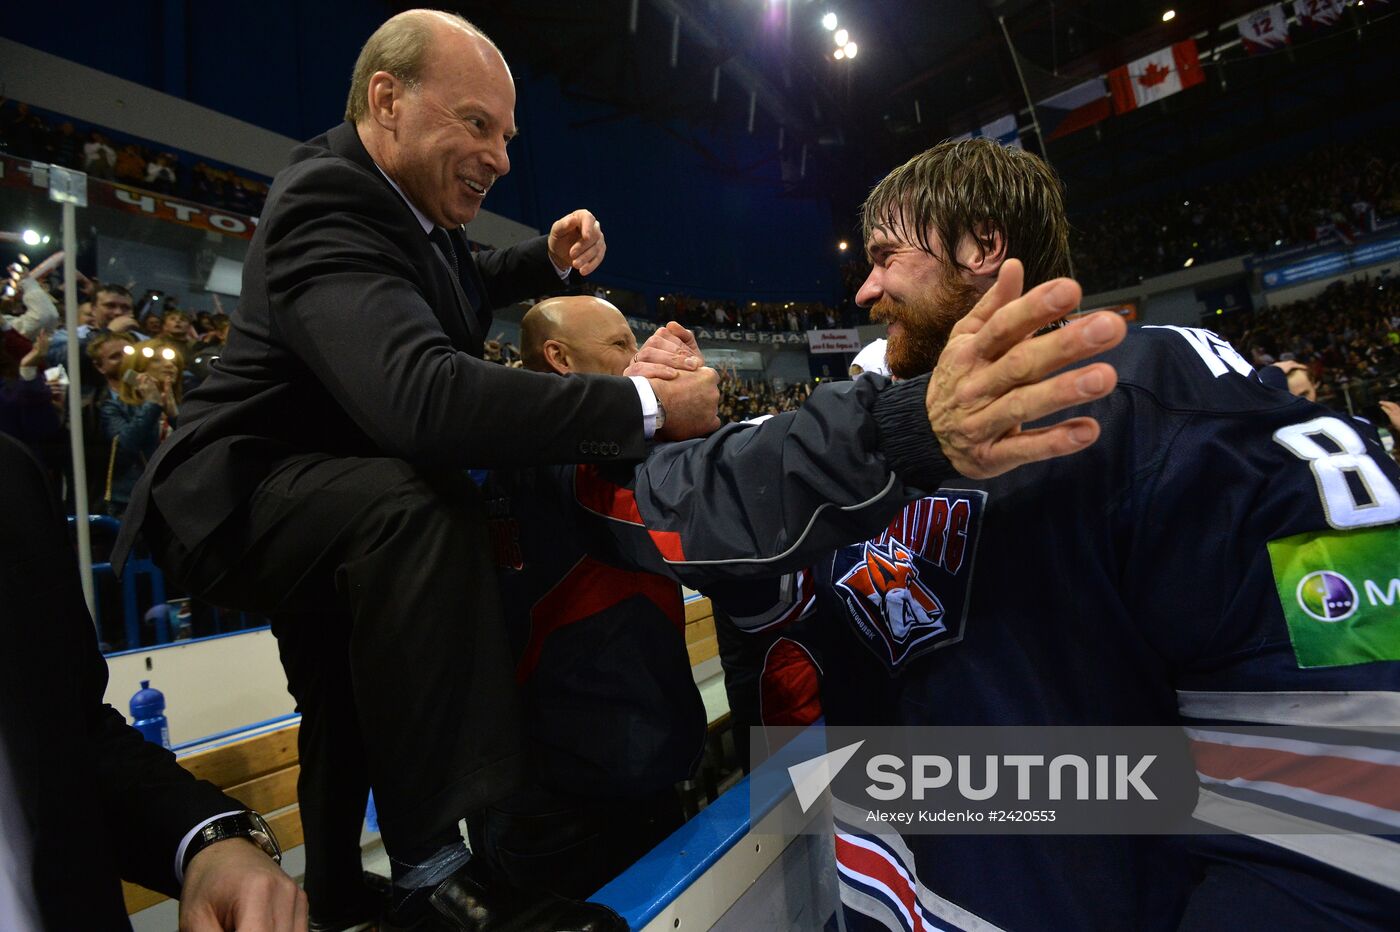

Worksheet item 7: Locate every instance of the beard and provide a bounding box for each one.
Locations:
[869,268,983,380]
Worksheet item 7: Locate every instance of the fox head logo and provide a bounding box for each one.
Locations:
[836,539,946,643]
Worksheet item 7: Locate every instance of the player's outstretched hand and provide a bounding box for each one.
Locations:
[179,837,306,931]
[625,321,704,380]
[650,365,721,441]
[927,259,1125,479]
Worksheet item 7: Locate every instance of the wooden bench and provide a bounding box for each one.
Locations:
[123,722,303,914]
[685,596,731,733]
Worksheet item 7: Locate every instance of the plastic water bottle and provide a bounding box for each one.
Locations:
[130,680,171,748]
[173,604,193,640]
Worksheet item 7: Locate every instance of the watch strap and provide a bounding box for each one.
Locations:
[181,810,281,875]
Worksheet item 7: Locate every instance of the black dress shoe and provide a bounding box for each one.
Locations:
[384,862,628,931]
[308,870,393,932]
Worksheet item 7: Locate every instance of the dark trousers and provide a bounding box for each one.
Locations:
[144,454,527,867]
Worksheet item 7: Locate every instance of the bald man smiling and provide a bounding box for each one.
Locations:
[522,295,701,378]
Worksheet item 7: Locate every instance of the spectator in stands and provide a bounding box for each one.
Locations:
[88,331,138,400]
[145,152,177,194]
[1,100,50,160]
[98,339,181,516]
[83,131,116,179]
[160,308,196,355]
[1070,133,1400,292]
[46,280,139,369]
[2,266,61,342]
[91,282,139,334]
[0,331,62,451]
[138,306,164,335]
[115,143,147,184]
[49,121,81,169]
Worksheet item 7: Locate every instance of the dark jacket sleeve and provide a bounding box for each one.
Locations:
[261,159,645,465]
[0,435,237,908]
[574,374,954,587]
[471,235,570,311]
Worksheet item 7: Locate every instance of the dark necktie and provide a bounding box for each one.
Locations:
[429,226,460,282]
[429,226,484,345]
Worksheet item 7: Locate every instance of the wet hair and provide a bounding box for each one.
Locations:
[860,138,1071,289]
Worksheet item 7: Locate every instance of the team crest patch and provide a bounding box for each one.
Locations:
[833,490,985,673]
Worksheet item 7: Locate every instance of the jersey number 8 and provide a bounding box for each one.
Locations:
[1274,416,1400,529]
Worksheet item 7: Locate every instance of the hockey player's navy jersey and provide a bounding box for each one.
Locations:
[618,326,1400,931]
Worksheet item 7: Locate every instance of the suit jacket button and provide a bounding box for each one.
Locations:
[578,442,589,455]
[608,443,619,455]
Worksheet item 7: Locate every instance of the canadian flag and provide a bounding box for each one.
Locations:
[1238,4,1291,53]
[1107,40,1205,114]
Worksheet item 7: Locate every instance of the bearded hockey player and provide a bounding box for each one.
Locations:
[609,139,1400,930]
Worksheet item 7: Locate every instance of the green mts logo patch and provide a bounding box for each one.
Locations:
[1268,526,1400,668]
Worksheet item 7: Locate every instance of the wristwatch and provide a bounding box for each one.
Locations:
[653,398,666,433]
[182,810,281,873]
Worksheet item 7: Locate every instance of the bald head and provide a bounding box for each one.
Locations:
[352,10,515,227]
[346,10,499,123]
[522,296,638,376]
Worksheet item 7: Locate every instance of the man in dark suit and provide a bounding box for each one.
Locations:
[0,433,305,932]
[113,9,716,931]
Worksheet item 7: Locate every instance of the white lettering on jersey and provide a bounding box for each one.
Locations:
[1144,325,1254,378]
[1274,416,1400,529]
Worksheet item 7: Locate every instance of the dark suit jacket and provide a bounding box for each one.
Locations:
[119,121,645,559]
[0,434,236,931]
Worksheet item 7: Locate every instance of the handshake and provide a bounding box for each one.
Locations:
[624,261,1125,479]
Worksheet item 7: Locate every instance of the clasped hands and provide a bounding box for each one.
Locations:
[623,259,1126,474]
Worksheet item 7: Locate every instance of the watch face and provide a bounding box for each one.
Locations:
[245,812,281,861]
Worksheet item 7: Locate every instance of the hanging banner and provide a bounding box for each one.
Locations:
[1037,79,1112,142]
[807,329,863,353]
[1237,4,1291,54]
[1295,0,1346,28]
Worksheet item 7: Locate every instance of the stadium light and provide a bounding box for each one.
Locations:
[21,229,40,246]
[834,48,846,60]
[834,28,849,46]
[1162,10,1176,22]
[1183,257,1195,268]
[838,240,849,251]
[822,12,837,30]
[845,42,858,58]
